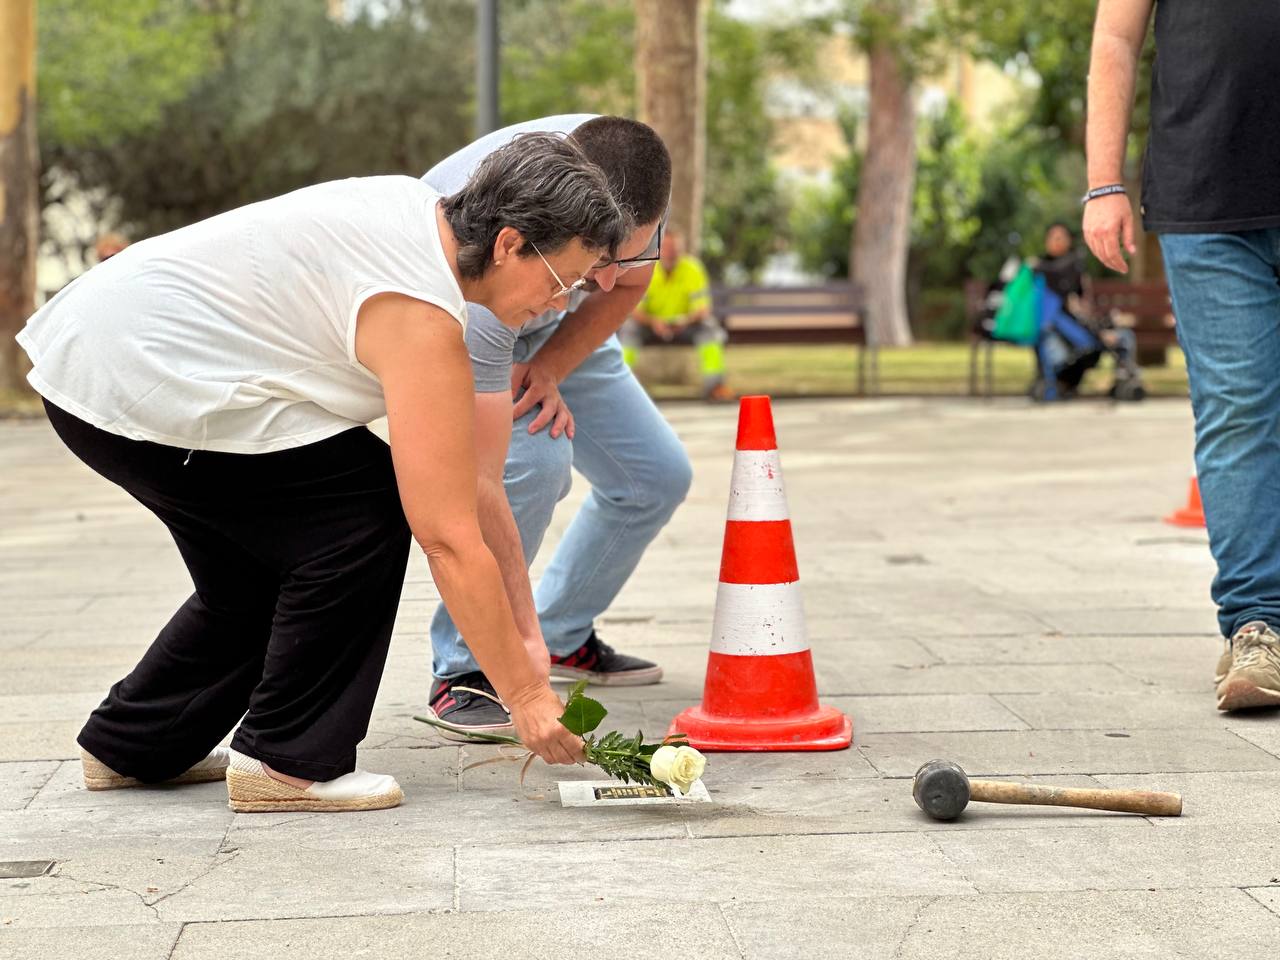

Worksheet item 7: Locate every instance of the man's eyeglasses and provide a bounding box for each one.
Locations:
[529,240,590,301]
[596,221,663,273]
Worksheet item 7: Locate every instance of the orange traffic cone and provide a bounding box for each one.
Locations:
[669,396,853,752]
[1165,470,1206,528]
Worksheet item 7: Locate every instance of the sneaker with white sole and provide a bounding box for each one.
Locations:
[225,749,402,813]
[81,746,231,791]
[1216,621,1280,712]
[549,631,663,686]
[424,672,516,742]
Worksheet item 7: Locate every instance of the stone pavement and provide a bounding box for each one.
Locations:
[2,397,1278,959]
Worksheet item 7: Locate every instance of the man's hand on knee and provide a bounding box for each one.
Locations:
[511,360,575,439]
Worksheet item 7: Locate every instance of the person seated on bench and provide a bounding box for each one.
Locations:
[621,229,730,401]
[1035,222,1143,400]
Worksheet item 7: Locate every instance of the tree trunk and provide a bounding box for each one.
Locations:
[852,37,916,347]
[635,0,706,253]
[0,0,38,395]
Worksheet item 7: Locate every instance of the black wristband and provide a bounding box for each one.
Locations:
[1081,184,1127,205]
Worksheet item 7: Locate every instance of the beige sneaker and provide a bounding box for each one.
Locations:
[1216,621,1280,711]
[1214,643,1233,686]
[81,747,231,791]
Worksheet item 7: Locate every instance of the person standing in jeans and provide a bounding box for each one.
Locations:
[1084,1,1280,710]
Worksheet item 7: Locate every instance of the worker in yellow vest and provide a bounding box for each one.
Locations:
[622,229,730,401]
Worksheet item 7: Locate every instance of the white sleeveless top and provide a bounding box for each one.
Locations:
[17,176,465,453]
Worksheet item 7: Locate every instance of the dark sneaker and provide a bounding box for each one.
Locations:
[1217,621,1280,712]
[549,631,663,686]
[425,672,515,741]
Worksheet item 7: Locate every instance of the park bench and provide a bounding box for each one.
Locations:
[703,283,879,395]
[966,277,1174,397]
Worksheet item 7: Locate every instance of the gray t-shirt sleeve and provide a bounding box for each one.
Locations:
[464,303,519,393]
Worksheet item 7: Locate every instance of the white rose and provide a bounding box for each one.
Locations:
[649,744,706,795]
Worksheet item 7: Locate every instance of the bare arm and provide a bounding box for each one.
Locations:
[1083,0,1154,273]
[511,265,655,431]
[474,390,549,678]
[355,294,581,764]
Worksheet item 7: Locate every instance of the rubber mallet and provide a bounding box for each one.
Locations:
[912,759,1182,820]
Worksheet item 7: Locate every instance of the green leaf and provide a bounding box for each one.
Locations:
[558,688,608,736]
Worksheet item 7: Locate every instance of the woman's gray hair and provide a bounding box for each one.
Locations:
[442,133,632,279]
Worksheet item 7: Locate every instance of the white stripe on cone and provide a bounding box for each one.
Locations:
[727,450,790,522]
[710,581,810,656]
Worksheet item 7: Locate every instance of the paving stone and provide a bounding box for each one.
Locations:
[0,721,89,762]
[933,822,1280,892]
[725,895,929,960]
[860,727,1280,777]
[727,889,1280,960]
[996,691,1233,730]
[920,633,1220,665]
[1225,720,1280,761]
[0,873,162,928]
[2,642,144,669]
[0,692,104,724]
[0,804,230,861]
[170,905,743,959]
[458,832,975,911]
[0,761,59,812]
[826,662,1148,696]
[0,924,181,958]
[153,845,454,922]
[1245,886,1280,918]
[0,665,127,697]
[1038,606,1221,636]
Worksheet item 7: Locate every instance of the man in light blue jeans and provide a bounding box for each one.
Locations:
[1086,0,1280,711]
[420,116,690,738]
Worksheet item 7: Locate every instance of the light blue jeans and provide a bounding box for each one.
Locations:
[1161,229,1280,638]
[430,326,693,678]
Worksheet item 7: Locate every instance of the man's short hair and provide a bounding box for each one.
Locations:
[570,117,672,227]
[442,132,630,279]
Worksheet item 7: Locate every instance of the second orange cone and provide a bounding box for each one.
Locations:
[1165,471,1206,528]
[669,396,853,751]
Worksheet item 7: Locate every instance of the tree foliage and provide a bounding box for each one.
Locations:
[500,0,803,283]
[499,0,638,121]
[38,0,222,148]
[39,0,474,262]
[701,9,813,283]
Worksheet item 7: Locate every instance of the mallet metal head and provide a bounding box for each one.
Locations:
[912,759,970,820]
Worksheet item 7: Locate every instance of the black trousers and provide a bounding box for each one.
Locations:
[46,401,412,782]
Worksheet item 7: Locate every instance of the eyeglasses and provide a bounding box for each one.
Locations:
[529,241,590,302]
[596,221,663,273]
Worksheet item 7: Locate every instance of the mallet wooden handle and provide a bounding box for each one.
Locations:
[968,780,1182,816]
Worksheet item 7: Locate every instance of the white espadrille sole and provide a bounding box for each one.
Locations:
[81,747,231,791]
[225,750,403,813]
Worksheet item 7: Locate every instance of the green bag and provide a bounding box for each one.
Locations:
[991,265,1041,345]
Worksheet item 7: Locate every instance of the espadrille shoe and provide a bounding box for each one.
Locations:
[225,749,403,813]
[81,746,231,791]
